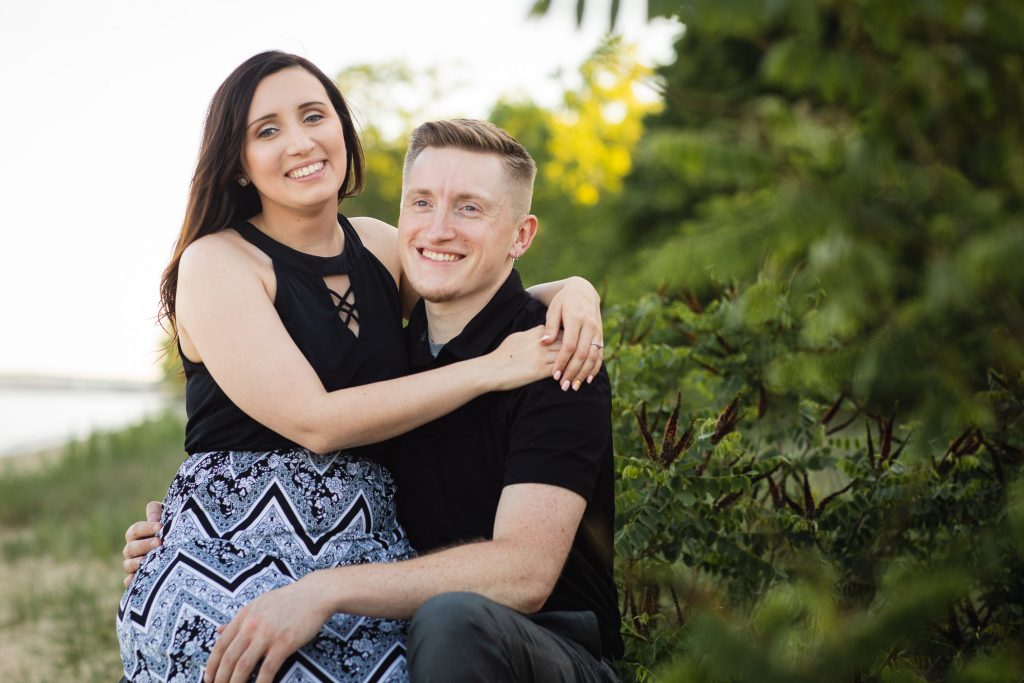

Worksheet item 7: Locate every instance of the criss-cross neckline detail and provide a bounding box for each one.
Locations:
[327,283,359,328]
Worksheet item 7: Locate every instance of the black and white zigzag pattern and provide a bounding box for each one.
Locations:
[117,449,413,683]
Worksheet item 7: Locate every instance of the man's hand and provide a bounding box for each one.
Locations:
[122,500,163,587]
[205,577,331,683]
[541,276,603,391]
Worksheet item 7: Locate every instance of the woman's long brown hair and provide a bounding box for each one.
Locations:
[158,51,365,342]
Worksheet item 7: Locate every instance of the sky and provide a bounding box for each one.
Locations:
[0,0,679,382]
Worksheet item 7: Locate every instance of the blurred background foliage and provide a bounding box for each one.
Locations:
[522,0,1024,681]
[6,0,1022,680]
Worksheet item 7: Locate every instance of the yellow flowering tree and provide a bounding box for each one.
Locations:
[543,37,663,206]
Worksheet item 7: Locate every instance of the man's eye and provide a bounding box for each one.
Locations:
[462,205,479,213]
[256,126,278,139]
[414,199,429,208]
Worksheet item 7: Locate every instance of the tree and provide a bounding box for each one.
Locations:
[551,0,1024,450]
[493,37,663,288]
[534,1,1024,680]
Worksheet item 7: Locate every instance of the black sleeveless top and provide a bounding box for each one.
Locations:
[181,215,408,455]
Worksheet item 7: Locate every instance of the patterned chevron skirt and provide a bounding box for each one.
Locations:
[117,449,414,682]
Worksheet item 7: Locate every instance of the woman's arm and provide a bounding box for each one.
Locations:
[176,235,558,455]
[351,218,604,389]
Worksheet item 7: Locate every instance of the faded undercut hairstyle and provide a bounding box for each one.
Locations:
[403,119,537,218]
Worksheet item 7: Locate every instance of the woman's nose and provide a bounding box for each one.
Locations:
[285,128,316,156]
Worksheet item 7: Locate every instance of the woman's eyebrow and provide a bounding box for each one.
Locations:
[247,113,276,130]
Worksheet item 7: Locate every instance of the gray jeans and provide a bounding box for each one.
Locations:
[408,591,620,683]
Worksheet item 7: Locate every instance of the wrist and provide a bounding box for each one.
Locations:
[472,354,503,393]
[304,569,347,618]
[569,275,600,302]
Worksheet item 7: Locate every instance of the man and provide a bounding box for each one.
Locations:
[123,119,621,682]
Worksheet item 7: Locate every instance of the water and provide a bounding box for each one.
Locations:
[0,387,174,457]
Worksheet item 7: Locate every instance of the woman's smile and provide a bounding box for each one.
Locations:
[286,160,326,180]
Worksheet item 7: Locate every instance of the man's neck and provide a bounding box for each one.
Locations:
[424,276,508,345]
[424,305,473,346]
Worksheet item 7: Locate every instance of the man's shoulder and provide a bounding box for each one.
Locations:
[505,296,549,333]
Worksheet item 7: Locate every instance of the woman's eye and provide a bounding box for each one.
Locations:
[304,113,324,124]
[256,126,278,139]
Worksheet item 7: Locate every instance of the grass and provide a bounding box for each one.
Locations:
[0,411,186,681]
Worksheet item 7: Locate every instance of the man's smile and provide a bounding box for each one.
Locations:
[419,248,464,263]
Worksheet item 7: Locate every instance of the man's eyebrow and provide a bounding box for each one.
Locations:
[246,101,328,129]
[454,192,495,205]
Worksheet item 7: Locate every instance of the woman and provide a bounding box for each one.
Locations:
[116,52,603,682]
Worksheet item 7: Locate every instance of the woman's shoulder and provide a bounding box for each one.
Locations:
[349,216,397,247]
[348,216,400,283]
[180,228,267,276]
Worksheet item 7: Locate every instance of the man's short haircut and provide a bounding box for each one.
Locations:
[403,119,537,217]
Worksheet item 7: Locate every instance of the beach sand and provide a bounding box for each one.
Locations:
[0,541,124,682]
[0,445,66,474]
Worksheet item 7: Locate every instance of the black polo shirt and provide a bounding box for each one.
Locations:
[383,270,623,660]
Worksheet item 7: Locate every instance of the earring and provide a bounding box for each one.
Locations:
[238,176,250,187]
[512,249,520,265]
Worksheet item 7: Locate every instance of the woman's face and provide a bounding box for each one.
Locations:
[240,67,348,217]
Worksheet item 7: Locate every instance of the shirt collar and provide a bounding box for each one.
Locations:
[407,270,532,368]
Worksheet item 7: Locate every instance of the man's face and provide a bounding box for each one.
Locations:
[398,147,528,308]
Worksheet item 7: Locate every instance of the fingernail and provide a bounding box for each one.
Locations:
[561,380,570,391]
[572,380,581,391]
[587,375,594,384]
[540,334,551,342]
[553,370,562,381]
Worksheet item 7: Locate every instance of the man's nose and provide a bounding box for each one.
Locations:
[425,208,456,240]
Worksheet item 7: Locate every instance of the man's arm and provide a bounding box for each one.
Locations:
[204,483,586,683]
[322,482,584,616]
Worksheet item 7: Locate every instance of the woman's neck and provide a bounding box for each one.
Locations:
[250,202,343,256]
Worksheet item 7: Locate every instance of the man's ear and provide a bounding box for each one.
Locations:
[509,214,539,259]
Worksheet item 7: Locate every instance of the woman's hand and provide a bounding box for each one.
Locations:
[122,501,163,587]
[205,577,331,683]
[541,276,603,390]
[486,325,563,391]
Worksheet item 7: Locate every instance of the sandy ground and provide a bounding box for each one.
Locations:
[0,445,66,475]
[0,536,125,682]
[0,445,125,681]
